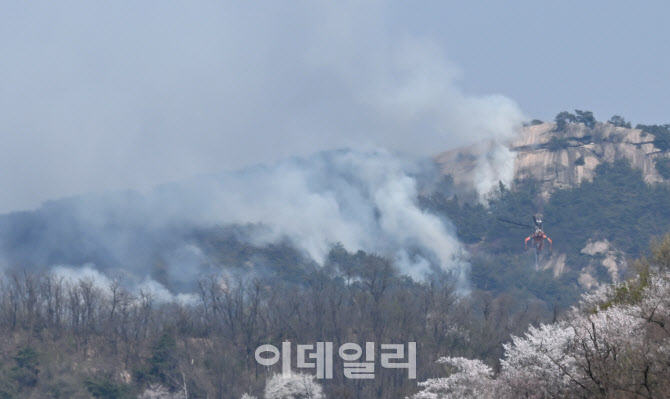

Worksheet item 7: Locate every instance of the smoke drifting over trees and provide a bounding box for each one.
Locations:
[0,149,474,290]
[0,1,526,300]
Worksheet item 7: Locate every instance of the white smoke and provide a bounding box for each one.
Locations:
[146,149,465,280]
[52,264,113,292]
[365,37,523,154]
[4,149,468,290]
[0,2,524,213]
[473,141,518,200]
[52,264,198,305]
[0,2,526,290]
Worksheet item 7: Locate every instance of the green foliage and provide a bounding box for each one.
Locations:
[555,111,576,131]
[608,115,631,128]
[529,119,544,126]
[594,275,649,313]
[191,226,318,283]
[547,136,570,151]
[10,347,39,389]
[649,233,670,271]
[636,124,670,152]
[594,236,670,312]
[545,159,670,256]
[10,368,38,390]
[13,347,39,371]
[85,377,131,399]
[574,156,585,166]
[655,157,670,179]
[554,110,596,130]
[574,110,596,128]
[469,253,579,305]
[418,194,489,244]
[135,331,178,387]
[326,244,396,286]
[486,179,543,250]
[424,159,670,304]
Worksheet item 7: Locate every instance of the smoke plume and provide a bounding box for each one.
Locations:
[0,2,525,294]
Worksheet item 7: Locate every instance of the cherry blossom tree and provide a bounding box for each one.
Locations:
[408,357,500,399]
[411,263,670,398]
[138,383,186,399]
[264,373,325,399]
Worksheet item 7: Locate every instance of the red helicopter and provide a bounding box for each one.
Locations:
[525,214,552,253]
[497,214,552,253]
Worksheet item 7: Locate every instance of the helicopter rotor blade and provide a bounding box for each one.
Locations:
[496,218,534,229]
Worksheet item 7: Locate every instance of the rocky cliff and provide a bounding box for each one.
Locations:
[434,121,670,288]
[436,122,669,199]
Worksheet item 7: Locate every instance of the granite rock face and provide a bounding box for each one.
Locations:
[434,122,668,281]
[436,122,668,199]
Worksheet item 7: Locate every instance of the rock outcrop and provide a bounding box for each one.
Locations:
[434,121,667,283]
[512,122,666,199]
[435,122,669,199]
[579,239,627,287]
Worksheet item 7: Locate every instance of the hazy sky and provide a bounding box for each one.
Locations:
[1,1,668,213]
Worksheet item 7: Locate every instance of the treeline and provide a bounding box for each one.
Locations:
[636,123,670,152]
[554,110,597,130]
[553,110,629,131]
[0,248,553,399]
[551,110,670,155]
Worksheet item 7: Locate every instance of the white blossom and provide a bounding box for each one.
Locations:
[408,357,498,399]
[264,372,325,399]
[138,384,186,399]
[500,322,578,398]
[411,267,670,398]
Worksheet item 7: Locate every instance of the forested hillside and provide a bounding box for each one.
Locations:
[1,114,670,398]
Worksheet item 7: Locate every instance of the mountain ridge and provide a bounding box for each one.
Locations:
[435,121,670,199]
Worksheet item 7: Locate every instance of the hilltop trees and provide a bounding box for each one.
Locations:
[574,110,596,128]
[636,124,670,152]
[551,110,670,152]
[607,115,631,128]
[554,111,577,131]
[554,110,597,131]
